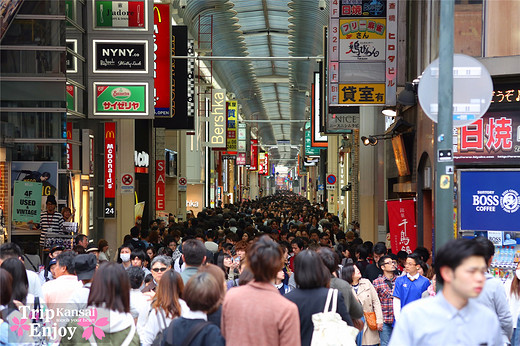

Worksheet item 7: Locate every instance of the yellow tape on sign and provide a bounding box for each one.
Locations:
[338,83,385,104]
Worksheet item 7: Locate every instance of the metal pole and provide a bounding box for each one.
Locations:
[435,0,455,250]
[173,55,323,61]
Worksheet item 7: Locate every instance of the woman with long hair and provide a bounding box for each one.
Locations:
[63,262,139,345]
[342,263,383,346]
[505,261,520,345]
[1,258,32,306]
[141,269,187,346]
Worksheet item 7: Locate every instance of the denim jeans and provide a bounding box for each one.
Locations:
[513,327,518,346]
[356,317,364,346]
[379,322,393,346]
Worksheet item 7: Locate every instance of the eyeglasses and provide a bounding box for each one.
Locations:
[152,267,168,273]
[383,261,396,266]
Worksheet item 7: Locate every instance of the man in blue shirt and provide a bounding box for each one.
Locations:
[392,253,430,321]
[389,238,501,346]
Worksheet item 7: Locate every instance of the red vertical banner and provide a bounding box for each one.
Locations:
[156,160,165,210]
[387,199,417,253]
[264,152,269,176]
[104,122,116,218]
[66,122,73,170]
[153,4,171,117]
[128,1,145,28]
[249,139,258,171]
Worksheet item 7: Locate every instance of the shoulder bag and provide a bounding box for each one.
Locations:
[310,289,359,346]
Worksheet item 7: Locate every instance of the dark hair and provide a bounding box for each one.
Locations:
[356,245,368,260]
[182,239,207,266]
[413,246,431,263]
[397,251,408,260]
[1,258,28,304]
[75,234,87,245]
[88,262,131,313]
[473,237,494,263]
[294,250,330,289]
[216,253,232,274]
[434,238,486,285]
[378,255,393,268]
[98,239,109,250]
[157,246,173,257]
[317,247,339,274]
[290,237,305,250]
[363,241,374,255]
[127,266,145,289]
[183,271,223,314]
[130,226,140,238]
[418,259,428,275]
[152,269,183,319]
[206,229,215,239]
[373,242,387,255]
[247,235,283,282]
[340,263,356,284]
[130,249,147,263]
[0,242,23,260]
[56,251,76,274]
[406,252,421,266]
[238,267,254,286]
[0,268,12,306]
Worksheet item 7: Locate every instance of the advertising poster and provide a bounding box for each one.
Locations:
[459,170,520,232]
[226,101,238,153]
[94,0,146,29]
[153,4,171,117]
[339,19,386,61]
[12,181,42,223]
[93,40,148,73]
[387,199,417,253]
[11,161,58,233]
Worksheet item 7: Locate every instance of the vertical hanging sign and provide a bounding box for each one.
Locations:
[209,89,226,149]
[387,199,417,253]
[385,0,398,105]
[104,122,116,218]
[66,122,73,170]
[249,139,258,171]
[155,160,165,210]
[226,101,238,154]
[258,152,266,175]
[153,4,171,117]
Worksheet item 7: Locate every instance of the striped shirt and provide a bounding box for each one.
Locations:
[39,211,64,246]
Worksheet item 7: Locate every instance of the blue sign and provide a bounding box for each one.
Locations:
[326,174,337,185]
[460,171,520,232]
[318,184,325,191]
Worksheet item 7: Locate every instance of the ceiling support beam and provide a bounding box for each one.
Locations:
[173,56,322,61]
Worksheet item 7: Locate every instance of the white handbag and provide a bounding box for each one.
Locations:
[310,288,359,346]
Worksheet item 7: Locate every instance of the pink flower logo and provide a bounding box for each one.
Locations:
[10,316,30,337]
[77,308,109,341]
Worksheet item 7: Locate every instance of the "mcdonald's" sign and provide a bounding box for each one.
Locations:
[104,122,116,217]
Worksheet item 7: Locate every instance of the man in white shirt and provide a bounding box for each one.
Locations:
[127,266,151,340]
[42,251,82,311]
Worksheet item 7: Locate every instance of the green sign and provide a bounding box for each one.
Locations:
[66,85,74,111]
[95,84,147,115]
[12,181,42,223]
[305,122,320,156]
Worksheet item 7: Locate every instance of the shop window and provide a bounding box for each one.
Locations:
[11,143,67,168]
[0,50,65,75]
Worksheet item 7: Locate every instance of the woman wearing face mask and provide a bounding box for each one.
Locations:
[118,244,134,269]
[505,261,520,345]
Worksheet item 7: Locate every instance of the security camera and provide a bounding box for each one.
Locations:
[305,91,310,97]
[319,0,326,10]
[179,0,187,9]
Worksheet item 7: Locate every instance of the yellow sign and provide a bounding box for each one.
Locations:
[338,83,385,104]
[339,19,386,39]
[440,175,451,189]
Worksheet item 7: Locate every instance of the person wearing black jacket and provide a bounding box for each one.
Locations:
[285,250,353,346]
[364,242,387,282]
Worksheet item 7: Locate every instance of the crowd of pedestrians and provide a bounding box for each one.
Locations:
[0,191,514,345]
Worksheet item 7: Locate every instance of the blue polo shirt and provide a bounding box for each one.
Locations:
[393,274,430,308]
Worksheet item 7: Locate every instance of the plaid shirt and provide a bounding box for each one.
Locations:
[373,275,397,324]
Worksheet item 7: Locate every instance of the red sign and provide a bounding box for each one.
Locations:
[156,160,165,210]
[249,139,258,171]
[455,111,520,164]
[387,199,417,254]
[66,122,73,170]
[263,152,269,176]
[236,152,246,165]
[153,5,171,117]
[104,122,116,198]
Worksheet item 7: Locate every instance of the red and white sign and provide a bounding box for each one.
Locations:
[387,199,417,254]
[66,122,73,170]
[104,122,116,198]
[156,160,165,210]
[236,152,246,165]
[178,177,187,186]
[122,174,133,185]
[153,4,171,117]
[249,139,258,171]
[258,152,266,175]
